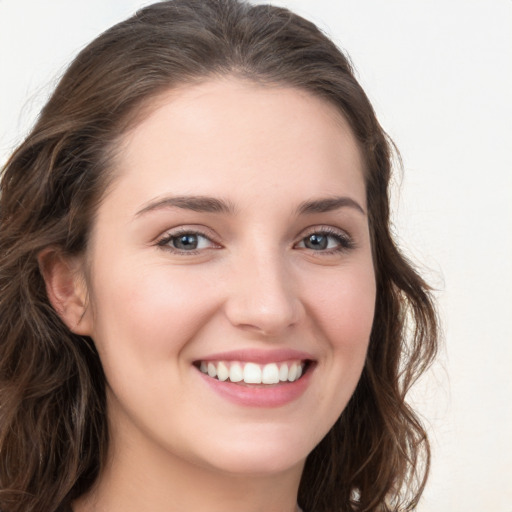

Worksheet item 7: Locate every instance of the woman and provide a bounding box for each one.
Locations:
[0,1,438,511]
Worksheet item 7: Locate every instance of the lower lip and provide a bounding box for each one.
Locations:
[197,365,314,408]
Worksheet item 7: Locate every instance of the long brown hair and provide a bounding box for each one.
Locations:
[0,1,438,511]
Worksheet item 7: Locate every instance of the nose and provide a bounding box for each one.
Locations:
[223,250,303,337]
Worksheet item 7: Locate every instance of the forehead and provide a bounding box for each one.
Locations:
[109,78,366,211]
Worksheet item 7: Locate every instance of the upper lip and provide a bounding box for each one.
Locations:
[195,348,315,364]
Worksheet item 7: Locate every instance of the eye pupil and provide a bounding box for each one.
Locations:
[174,234,198,250]
[305,234,328,250]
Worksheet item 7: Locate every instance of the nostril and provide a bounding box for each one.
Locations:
[222,264,303,335]
[224,298,302,336]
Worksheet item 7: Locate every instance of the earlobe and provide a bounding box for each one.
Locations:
[37,248,93,336]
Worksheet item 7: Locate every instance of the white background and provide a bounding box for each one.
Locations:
[1,1,511,510]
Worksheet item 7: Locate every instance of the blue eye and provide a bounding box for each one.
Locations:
[296,230,353,252]
[303,233,330,250]
[158,231,215,252]
[173,233,200,250]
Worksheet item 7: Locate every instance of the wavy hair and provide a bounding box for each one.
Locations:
[0,1,438,510]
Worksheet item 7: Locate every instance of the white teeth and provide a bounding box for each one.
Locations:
[288,362,298,382]
[279,363,289,382]
[262,363,279,384]
[229,362,243,382]
[198,360,306,384]
[243,363,262,384]
[217,361,229,381]
[207,362,217,378]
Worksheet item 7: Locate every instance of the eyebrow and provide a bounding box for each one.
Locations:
[296,196,366,215]
[136,194,365,217]
[136,195,236,216]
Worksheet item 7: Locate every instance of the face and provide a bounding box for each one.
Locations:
[80,79,376,477]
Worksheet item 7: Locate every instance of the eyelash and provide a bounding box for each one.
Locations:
[156,226,355,255]
[295,226,355,255]
[156,227,219,255]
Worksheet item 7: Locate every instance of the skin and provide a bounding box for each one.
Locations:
[46,78,376,512]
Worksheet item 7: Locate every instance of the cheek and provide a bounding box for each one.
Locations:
[302,261,376,409]
[305,264,376,349]
[296,263,375,439]
[88,262,221,363]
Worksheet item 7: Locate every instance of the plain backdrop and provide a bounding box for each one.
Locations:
[1,1,511,510]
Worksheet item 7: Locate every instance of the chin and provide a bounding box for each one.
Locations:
[206,450,306,477]
[192,425,314,476]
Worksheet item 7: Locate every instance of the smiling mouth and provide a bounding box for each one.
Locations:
[195,360,312,385]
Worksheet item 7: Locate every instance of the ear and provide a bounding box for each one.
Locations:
[38,248,93,336]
